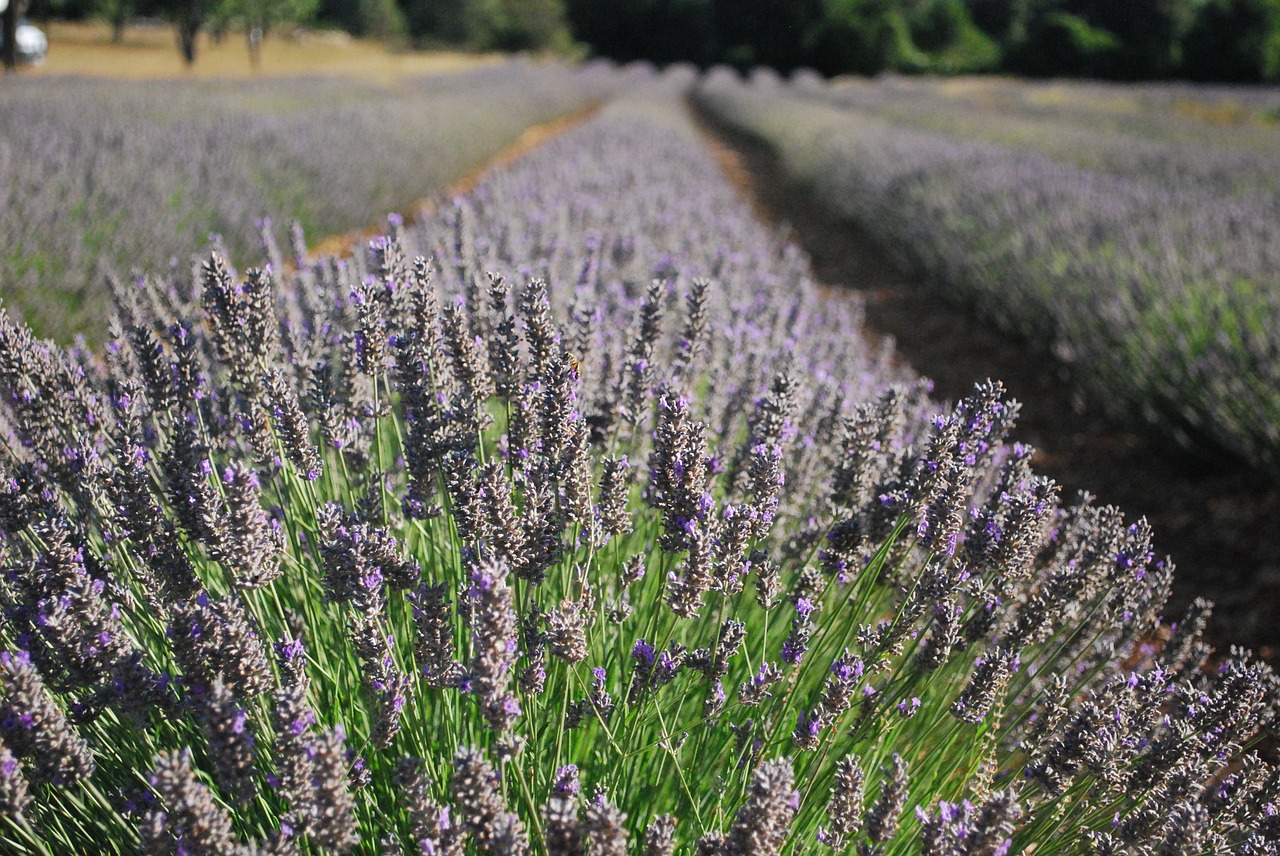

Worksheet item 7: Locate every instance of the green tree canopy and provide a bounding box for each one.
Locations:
[558,0,1280,81]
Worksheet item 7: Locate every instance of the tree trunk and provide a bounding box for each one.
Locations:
[2,0,33,72]
[111,10,127,45]
[247,24,262,70]
[175,0,202,65]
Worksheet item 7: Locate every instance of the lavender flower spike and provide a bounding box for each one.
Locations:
[721,758,798,855]
[140,749,252,856]
[451,746,529,855]
[0,651,94,787]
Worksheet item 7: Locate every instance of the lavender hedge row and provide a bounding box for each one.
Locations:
[789,74,1280,204]
[0,72,1277,854]
[696,71,1280,473]
[0,61,620,344]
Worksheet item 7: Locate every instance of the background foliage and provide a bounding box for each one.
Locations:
[20,0,1280,80]
[559,0,1280,81]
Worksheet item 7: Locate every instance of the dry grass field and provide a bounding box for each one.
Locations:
[27,19,496,83]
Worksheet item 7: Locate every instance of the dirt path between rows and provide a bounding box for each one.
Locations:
[691,103,1280,659]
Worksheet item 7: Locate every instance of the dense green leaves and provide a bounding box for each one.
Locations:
[1182,0,1280,81]
[561,0,1280,81]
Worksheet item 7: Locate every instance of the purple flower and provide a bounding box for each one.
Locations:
[632,639,656,667]
[781,639,805,665]
[553,765,580,795]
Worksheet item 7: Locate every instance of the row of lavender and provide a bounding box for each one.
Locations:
[1,71,1277,853]
[0,61,620,344]
[696,71,1280,473]
[787,72,1280,203]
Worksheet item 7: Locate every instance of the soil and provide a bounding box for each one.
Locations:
[691,104,1280,660]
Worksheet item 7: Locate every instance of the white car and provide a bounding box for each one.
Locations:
[0,19,48,65]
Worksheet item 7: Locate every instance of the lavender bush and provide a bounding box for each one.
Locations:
[0,61,621,344]
[0,72,1277,854]
[799,75,1280,203]
[695,70,1280,474]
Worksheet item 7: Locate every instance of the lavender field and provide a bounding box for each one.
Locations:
[696,71,1280,476]
[1,65,1278,855]
[0,61,620,344]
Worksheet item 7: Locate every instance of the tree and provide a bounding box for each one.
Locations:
[218,0,318,67]
[315,0,406,41]
[355,0,407,41]
[171,0,203,63]
[906,0,1000,71]
[565,0,716,64]
[807,0,940,75]
[1067,0,1196,77]
[401,0,469,44]
[710,0,825,71]
[2,0,33,72]
[1004,3,1121,76]
[1182,0,1280,80]
[464,0,571,51]
[156,0,326,67]
[558,0,1273,79]
[965,0,1019,37]
[99,0,135,42]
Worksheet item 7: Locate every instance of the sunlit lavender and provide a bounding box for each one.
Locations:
[0,72,1276,855]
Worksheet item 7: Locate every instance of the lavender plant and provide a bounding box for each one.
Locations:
[694,70,1280,475]
[797,75,1280,202]
[0,72,1276,855]
[0,61,622,344]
